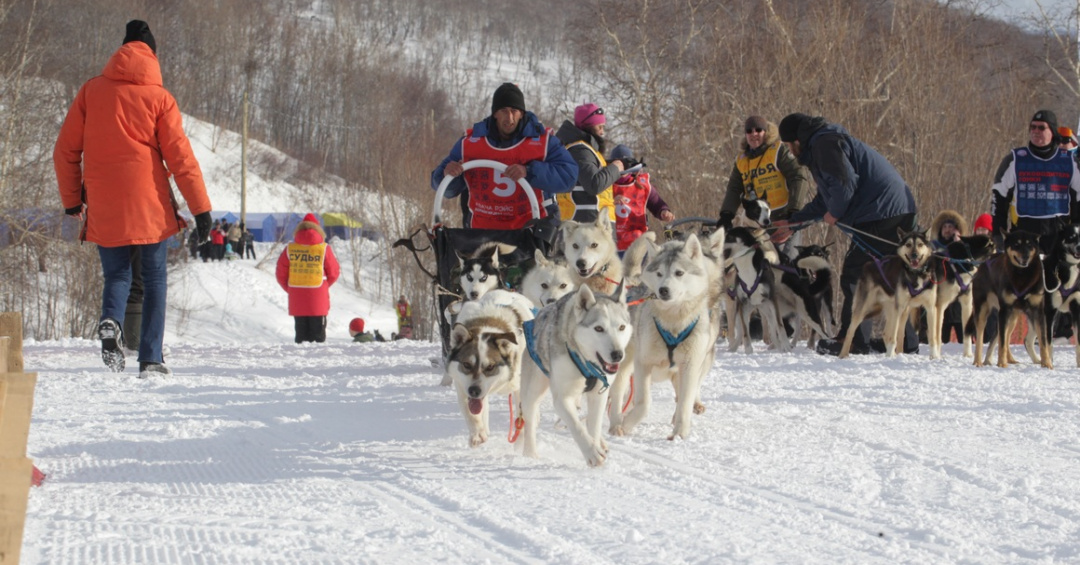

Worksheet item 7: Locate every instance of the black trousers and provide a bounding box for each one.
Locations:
[838,213,920,352]
[294,316,327,343]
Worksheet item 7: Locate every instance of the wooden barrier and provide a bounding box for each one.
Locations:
[0,313,36,564]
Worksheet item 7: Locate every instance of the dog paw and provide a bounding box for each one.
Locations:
[584,448,607,467]
[610,425,626,437]
[469,432,488,447]
[693,402,706,415]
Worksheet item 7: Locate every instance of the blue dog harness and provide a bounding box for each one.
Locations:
[522,319,548,376]
[655,316,699,368]
[567,346,610,391]
[523,319,611,391]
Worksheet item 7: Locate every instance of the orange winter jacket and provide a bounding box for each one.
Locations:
[54,42,211,247]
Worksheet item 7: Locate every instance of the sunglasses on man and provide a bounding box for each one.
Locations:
[1030,124,1049,132]
[745,127,764,134]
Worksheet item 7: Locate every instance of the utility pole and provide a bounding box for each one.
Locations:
[241,88,248,227]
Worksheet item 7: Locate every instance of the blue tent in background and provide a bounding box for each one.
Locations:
[211,211,239,225]
[236,213,273,242]
[0,209,80,247]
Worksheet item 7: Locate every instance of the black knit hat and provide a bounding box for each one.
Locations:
[778,113,810,143]
[123,20,156,54]
[491,82,526,114]
[1032,109,1058,135]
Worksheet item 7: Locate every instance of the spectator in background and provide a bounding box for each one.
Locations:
[719,115,811,259]
[395,295,413,339]
[554,103,625,223]
[210,220,226,261]
[431,82,577,231]
[973,213,993,237]
[1060,126,1077,154]
[276,213,340,343]
[608,144,673,253]
[930,210,967,344]
[349,318,375,343]
[54,20,211,378]
[227,220,242,257]
[241,222,257,259]
[991,110,1080,255]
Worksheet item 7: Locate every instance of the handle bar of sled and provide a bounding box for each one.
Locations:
[664,216,719,231]
[431,159,541,228]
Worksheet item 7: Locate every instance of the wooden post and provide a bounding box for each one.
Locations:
[0,314,21,374]
[0,313,35,564]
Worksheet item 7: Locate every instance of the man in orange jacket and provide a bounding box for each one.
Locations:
[54,20,212,378]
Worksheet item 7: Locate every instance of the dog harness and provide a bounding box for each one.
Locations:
[985,255,1041,299]
[522,319,549,376]
[870,256,938,297]
[654,316,699,368]
[523,319,611,391]
[726,268,764,300]
[566,346,610,391]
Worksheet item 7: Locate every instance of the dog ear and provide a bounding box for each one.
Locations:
[611,278,628,304]
[455,248,467,266]
[533,248,549,267]
[449,323,473,351]
[490,332,518,357]
[575,284,596,311]
[684,233,702,260]
[597,212,613,234]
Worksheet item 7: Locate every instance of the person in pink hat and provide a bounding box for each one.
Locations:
[554,102,629,222]
[276,213,340,343]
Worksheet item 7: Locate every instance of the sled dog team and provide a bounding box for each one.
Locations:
[443,214,1080,466]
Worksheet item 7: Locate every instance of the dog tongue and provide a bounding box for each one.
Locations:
[602,361,619,374]
[468,398,483,415]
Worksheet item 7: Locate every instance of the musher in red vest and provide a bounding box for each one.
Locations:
[608,144,674,253]
[431,83,577,231]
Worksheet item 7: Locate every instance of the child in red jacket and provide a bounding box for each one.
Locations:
[609,145,674,252]
[276,213,340,343]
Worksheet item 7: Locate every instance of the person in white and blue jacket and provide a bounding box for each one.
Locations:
[991,109,1080,255]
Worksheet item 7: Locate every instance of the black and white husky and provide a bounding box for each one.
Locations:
[723,226,789,354]
[772,244,836,349]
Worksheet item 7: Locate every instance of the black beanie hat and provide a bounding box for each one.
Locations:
[778,113,810,143]
[1032,109,1058,135]
[491,82,526,114]
[123,20,156,54]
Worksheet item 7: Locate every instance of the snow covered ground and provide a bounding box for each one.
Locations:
[17,244,1080,563]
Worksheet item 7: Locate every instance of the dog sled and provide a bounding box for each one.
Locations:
[394,160,556,357]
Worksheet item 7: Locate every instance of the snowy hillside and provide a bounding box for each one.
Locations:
[19,241,1080,562]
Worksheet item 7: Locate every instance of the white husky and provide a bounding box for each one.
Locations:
[445,290,534,447]
[518,283,633,466]
[561,214,623,295]
[520,249,576,309]
[611,230,725,440]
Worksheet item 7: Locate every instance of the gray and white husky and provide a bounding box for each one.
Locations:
[518,283,633,466]
[612,230,725,440]
[724,226,790,354]
[520,249,576,309]
[445,290,534,447]
[560,214,623,295]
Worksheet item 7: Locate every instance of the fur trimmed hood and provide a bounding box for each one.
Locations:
[740,120,780,153]
[931,209,967,241]
[293,220,326,243]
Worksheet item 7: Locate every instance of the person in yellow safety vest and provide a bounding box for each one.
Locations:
[275,213,340,343]
[554,103,627,223]
[718,115,811,258]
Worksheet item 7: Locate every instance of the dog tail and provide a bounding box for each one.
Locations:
[622,232,657,284]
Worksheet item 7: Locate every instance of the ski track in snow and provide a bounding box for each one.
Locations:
[18,335,1080,564]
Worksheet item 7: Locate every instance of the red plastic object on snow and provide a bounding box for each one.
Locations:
[31,465,46,487]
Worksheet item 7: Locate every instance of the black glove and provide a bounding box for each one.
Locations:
[717,211,735,231]
[64,205,83,216]
[195,211,213,242]
[619,157,639,170]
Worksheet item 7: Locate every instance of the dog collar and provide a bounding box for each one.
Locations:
[654,317,699,368]
[567,346,610,391]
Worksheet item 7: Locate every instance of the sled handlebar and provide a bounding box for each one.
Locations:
[432,159,541,228]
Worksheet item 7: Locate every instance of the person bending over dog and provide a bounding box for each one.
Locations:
[771,114,918,356]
